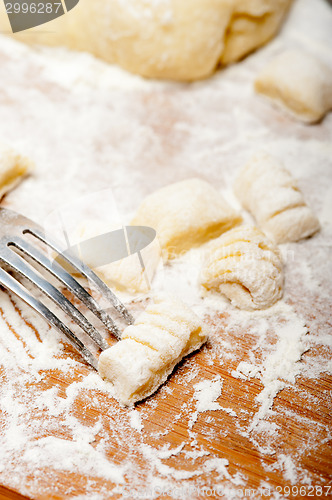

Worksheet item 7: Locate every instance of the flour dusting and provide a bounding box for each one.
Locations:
[0,0,331,497]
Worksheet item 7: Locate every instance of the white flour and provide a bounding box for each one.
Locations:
[188,376,224,429]
[0,0,331,498]
[129,409,144,432]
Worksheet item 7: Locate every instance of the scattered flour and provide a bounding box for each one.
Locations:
[203,457,231,481]
[0,0,331,497]
[156,443,185,459]
[129,410,144,432]
[23,436,126,483]
[250,305,309,428]
[141,444,199,481]
[277,454,298,485]
[188,376,223,429]
[231,362,260,380]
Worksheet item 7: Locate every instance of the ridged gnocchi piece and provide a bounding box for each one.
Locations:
[98,296,207,406]
[200,225,283,310]
[0,143,33,199]
[255,49,332,123]
[234,154,320,243]
[131,178,242,260]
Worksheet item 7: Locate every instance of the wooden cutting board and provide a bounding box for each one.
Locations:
[0,291,331,499]
[0,0,332,495]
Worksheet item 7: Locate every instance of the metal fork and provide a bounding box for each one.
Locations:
[0,207,134,370]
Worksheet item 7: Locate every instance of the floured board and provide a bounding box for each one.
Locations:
[0,0,332,498]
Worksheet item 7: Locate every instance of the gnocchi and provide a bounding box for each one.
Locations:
[54,220,162,295]
[200,225,283,310]
[98,296,208,406]
[255,49,332,124]
[131,178,242,260]
[94,240,161,294]
[234,154,320,243]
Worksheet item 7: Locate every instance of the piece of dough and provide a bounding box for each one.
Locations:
[54,220,162,294]
[200,225,283,310]
[98,296,207,406]
[131,178,242,260]
[255,49,332,123]
[0,143,32,199]
[0,0,293,81]
[234,154,320,243]
[93,240,161,294]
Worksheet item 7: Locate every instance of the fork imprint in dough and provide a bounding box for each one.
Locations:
[234,154,320,243]
[200,225,284,310]
[98,296,207,406]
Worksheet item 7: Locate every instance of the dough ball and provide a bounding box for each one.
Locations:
[0,143,33,199]
[234,154,320,243]
[131,178,242,260]
[1,0,293,81]
[220,0,293,66]
[98,295,207,406]
[200,225,283,310]
[255,48,332,123]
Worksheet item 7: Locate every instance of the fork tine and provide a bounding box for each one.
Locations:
[26,228,135,325]
[0,250,110,351]
[11,236,122,340]
[0,267,98,370]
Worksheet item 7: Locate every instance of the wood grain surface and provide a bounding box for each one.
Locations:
[0,0,332,496]
[0,300,331,499]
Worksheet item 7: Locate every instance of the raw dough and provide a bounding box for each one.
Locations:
[200,225,283,310]
[62,220,162,295]
[234,154,320,243]
[0,143,32,199]
[93,240,161,294]
[71,220,161,294]
[98,296,207,406]
[1,0,293,81]
[255,49,332,123]
[131,178,242,260]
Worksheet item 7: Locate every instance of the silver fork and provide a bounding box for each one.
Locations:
[0,207,134,370]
